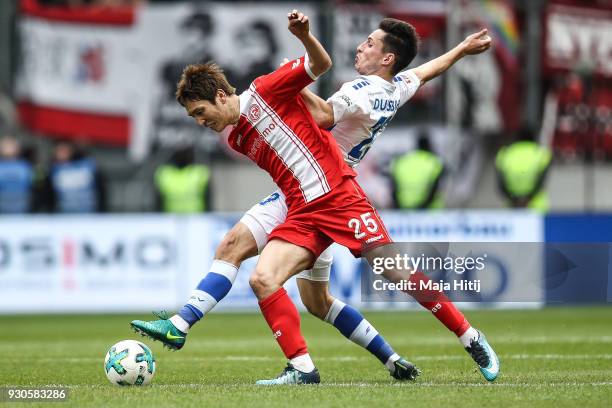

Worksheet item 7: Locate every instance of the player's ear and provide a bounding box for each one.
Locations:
[216,89,227,104]
[382,53,395,69]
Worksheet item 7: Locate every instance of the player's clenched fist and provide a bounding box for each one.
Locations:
[288,9,310,39]
[460,28,492,56]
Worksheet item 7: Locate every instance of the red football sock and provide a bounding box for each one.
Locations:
[408,271,471,336]
[258,287,308,359]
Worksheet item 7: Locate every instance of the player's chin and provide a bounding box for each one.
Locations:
[217,123,231,133]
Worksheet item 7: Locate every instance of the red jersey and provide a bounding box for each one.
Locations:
[228,55,356,210]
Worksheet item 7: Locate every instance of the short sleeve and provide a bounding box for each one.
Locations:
[394,69,421,108]
[254,55,317,100]
[326,81,370,125]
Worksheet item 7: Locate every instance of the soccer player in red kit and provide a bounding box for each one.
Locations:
[165,10,498,384]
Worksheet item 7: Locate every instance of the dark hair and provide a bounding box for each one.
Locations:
[517,125,537,142]
[171,145,195,168]
[416,128,432,151]
[175,62,236,106]
[379,18,420,75]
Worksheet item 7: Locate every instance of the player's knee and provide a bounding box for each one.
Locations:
[215,235,237,262]
[249,268,276,297]
[313,253,332,271]
[215,227,254,265]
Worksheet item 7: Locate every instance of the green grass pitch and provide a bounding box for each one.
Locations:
[1,307,611,407]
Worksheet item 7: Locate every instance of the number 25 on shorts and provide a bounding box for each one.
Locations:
[348,212,379,239]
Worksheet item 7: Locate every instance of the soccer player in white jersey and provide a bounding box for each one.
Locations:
[132,16,498,383]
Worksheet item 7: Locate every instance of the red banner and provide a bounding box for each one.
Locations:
[20,0,135,25]
[17,102,129,146]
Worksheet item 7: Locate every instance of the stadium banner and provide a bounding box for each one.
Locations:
[0,215,181,313]
[544,2,612,78]
[0,211,547,314]
[15,1,318,160]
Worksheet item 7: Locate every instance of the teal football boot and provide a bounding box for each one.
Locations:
[255,364,320,385]
[130,311,186,350]
[466,330,500,382]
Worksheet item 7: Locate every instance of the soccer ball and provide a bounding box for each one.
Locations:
[104,340,156,386]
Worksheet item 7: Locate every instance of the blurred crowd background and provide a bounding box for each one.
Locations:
[0,0,611,214]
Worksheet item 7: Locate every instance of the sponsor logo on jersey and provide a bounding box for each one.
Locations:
[248,104,261,122]
[365,234,384,244]
[291,59,301,70]
[393,75,412,84]
[259,192,281,205]
[247,135,264,160]
[261,121,277,138]
[340,94,352,106]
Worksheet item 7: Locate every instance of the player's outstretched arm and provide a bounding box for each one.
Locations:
[300,88,335,128]
[287,9,332,77]
[410,28,492,85]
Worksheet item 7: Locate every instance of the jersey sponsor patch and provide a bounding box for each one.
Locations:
[235,133,244,147]
[393,75,412,84]
[247,135,264,160]
[340,94,352,107]
[259,192,281,205]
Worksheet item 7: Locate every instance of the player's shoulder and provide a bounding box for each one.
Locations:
[339,76,389,98]
[347,76,372,91]
[392,69,420,87]
[256,56,304,82]
[346,75,391,91]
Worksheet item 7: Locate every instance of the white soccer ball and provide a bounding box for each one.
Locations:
[104,340,156,386]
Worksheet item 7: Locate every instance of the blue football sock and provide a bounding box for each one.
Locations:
[325,298,400,371]
[177,260,238,327]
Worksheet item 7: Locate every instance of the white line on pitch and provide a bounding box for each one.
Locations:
[52,382,612,389]
[8,353,612,363]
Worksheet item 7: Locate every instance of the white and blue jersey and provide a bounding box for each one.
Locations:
[327,69,420,167]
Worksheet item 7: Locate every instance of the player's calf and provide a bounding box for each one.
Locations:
[297,280,334,320]
[145,222,259,342]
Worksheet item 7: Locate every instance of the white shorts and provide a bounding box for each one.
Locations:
[239,189,332,282]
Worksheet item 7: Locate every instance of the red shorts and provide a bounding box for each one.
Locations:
[268,178,393,258]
